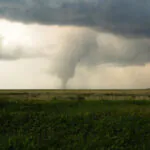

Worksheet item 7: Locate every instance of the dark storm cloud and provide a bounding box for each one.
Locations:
[0,0,150,37]
[1,0,150,88]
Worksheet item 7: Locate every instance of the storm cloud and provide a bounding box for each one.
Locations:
[0,1,150,89]
[1,22,150,88]
[49,27,150,88]
[0,0,150,37]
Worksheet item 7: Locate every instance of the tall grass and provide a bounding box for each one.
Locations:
[1,99,150,149]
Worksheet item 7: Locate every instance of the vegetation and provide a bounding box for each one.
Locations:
[1,96,150,149]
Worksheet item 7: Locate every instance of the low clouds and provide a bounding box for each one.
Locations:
[1,21,150,88]
[0,58,61,89]
[67,63,150,89]
[1,58,150,89]
[0,1,150,88]
[0,20,59,60]
[0,0,150,37]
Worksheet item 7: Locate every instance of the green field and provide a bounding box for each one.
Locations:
[1,90,150,149]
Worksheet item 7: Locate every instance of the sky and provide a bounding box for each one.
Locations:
[0,0,150,89]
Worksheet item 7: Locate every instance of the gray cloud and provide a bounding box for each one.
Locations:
[0,48,50,60]
[0,0,150,37]
[48,27,150,88]
[1,25,150,88]
[0,24,150,88]
[0,35,50,60]
[1,1,150,89]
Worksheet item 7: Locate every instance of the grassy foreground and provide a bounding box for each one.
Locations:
[1,99,150,149]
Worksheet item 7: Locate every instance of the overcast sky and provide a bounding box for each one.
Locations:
[0,0,150,89]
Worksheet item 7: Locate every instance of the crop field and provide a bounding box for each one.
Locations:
[1,89,150,149]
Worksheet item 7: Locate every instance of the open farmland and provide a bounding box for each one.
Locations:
[1,89,150,101]
[1,90,150,149]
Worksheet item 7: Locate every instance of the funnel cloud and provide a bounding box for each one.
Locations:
[0,1,150,89]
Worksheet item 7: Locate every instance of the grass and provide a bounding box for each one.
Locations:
[1,98,150,149]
